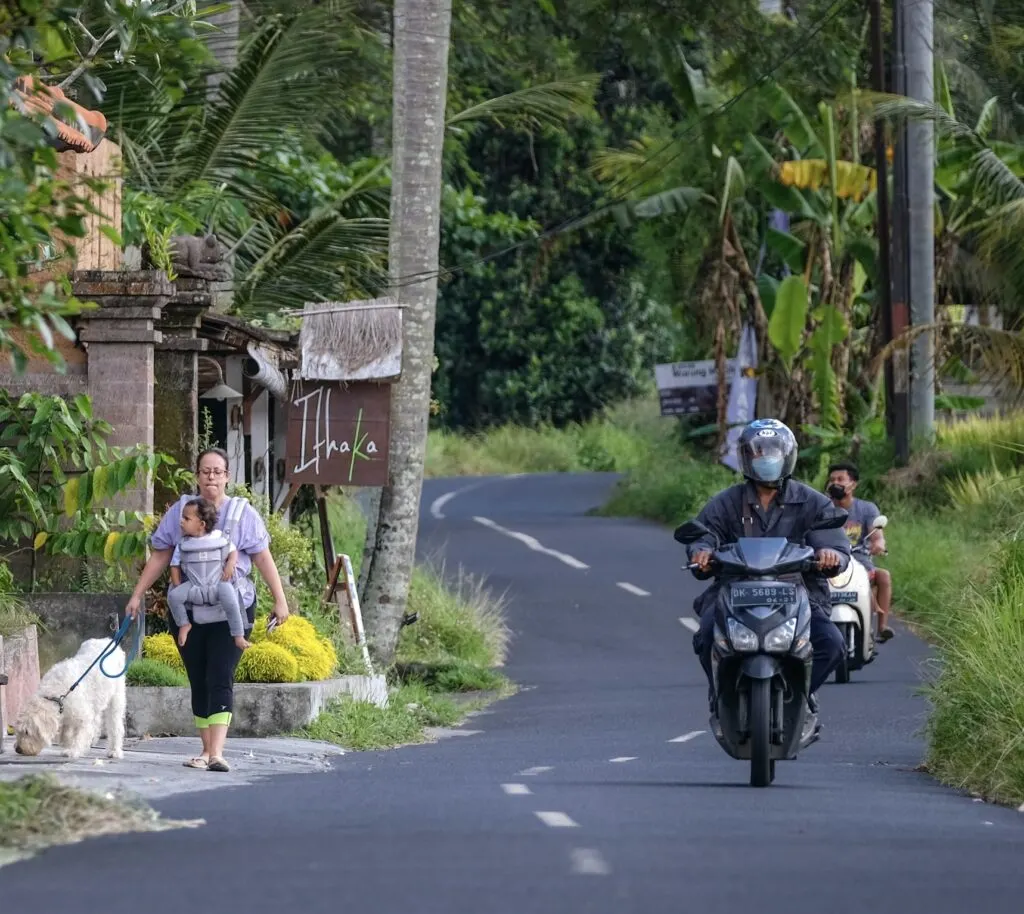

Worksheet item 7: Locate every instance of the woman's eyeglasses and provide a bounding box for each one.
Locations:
[198,468,228,478]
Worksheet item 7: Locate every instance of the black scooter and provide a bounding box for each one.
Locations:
[675,512,846,787]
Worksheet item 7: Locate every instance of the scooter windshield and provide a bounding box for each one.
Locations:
[729,537,807,572]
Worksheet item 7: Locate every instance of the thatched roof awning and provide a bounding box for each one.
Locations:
[297,299,402,382]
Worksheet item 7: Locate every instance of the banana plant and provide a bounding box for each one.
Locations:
[746,82,880,431]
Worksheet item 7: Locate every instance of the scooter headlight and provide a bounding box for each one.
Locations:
[763,618,797,653]
[727,618,759,652]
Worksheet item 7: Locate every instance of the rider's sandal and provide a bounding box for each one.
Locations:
[878,628,895,642]
[207,756,231,773]
[183,757,209,769]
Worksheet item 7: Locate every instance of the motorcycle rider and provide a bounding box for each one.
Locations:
[826,461,894,642]
[688,419,850,737]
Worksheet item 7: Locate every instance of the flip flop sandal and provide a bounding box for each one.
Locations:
[207,757,230,772]
[879,628,895,642]
[183,757,209,769]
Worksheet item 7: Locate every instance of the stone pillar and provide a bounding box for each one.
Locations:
[155,279,211,510]
[75,270,171,516]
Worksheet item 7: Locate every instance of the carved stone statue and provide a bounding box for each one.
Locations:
[143,233,231,282]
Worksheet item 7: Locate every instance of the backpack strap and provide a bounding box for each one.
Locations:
[221,495,249,543]
[742,498,760,538]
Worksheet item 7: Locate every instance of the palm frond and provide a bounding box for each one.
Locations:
[968,147,1024,208]
[878,323,1024,402]
[236,161,392,314]
[446,77,598,131]
[975,96,1000,139]
[862,93,981,144]
[237,213,389,315]
[589,135,687,196]
[164,2,361,194]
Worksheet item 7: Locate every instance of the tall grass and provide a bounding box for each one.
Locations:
[425,399,670,478]
[924,539,1024,805]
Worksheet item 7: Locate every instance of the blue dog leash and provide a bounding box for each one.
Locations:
[46,614,134,714]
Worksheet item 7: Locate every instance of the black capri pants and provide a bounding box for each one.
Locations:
[170,601,255,729]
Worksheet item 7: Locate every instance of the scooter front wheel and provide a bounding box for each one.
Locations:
[749,678,772,787]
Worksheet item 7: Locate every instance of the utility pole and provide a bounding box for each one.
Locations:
[889,0,911,464]
[870,0,895,453]
[904,0,935,445]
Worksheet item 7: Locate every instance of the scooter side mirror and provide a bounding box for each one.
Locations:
[811,506,848,531]
[674,520,713,545]
[871,515,888,530]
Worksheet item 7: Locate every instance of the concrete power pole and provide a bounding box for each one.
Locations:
[904,0,936,444]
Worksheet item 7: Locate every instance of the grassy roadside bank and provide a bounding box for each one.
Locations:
[428,401,1024,806]
[294,497,515,751]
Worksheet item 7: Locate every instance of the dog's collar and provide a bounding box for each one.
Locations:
[43,695,65,714]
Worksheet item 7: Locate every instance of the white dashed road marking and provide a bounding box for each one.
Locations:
[536,811,579,828]
[617,582,650,596]
[609,757,637,763]
[473,517,589,570]
[570,848,611,875]
[678,617,700,633]
[501,783,532,796]
[518,766,553,776]
[669,730,706,744]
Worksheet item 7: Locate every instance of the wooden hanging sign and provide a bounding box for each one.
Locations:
[284,380,390,487]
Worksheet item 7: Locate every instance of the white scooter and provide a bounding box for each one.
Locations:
[827,515,887,684]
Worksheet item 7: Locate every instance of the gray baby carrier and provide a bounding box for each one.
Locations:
[175,495,247,624]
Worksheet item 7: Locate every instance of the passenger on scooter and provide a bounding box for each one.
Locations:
[688,419,850,734]
[826,461,895,642]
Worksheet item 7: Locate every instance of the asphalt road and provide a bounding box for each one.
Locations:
[3,472,1023,911]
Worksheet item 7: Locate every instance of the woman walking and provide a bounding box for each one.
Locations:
[126,448,291,771]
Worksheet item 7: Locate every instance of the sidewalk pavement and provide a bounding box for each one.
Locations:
[0,734,347,803]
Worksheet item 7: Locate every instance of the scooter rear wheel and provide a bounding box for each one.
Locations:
[749,678,772,787]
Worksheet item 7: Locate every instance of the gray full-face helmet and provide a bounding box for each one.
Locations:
[737,418,798,488]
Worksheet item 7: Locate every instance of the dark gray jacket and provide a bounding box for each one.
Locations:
[687,478,851,613]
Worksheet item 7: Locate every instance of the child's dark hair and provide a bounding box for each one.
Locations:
[184,497,218,534]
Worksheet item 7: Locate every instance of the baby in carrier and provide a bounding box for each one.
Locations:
[168,498,250,650]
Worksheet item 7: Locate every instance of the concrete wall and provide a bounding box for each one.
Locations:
[23,593,145,668]
[126,674,388,738]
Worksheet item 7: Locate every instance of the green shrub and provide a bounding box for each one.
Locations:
[398,562,510,669]
[142,633,185,673]
[250,614,338,681]
[236,642,299,683]
[126,659,189,687]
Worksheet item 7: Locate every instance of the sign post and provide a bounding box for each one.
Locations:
[654,359,737,417]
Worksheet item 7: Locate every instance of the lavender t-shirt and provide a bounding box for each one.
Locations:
[151,496,271,609]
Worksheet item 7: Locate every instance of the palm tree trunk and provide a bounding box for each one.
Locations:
[360,0,452,665]
[203,0,240,100]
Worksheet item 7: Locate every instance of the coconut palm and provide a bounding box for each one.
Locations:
[94,1,595,321]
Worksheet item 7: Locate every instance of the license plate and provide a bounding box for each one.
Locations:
[730,583,797,607]
[831,590,858,604]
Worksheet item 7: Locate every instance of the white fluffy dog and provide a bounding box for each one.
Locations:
[14,638,126,760]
